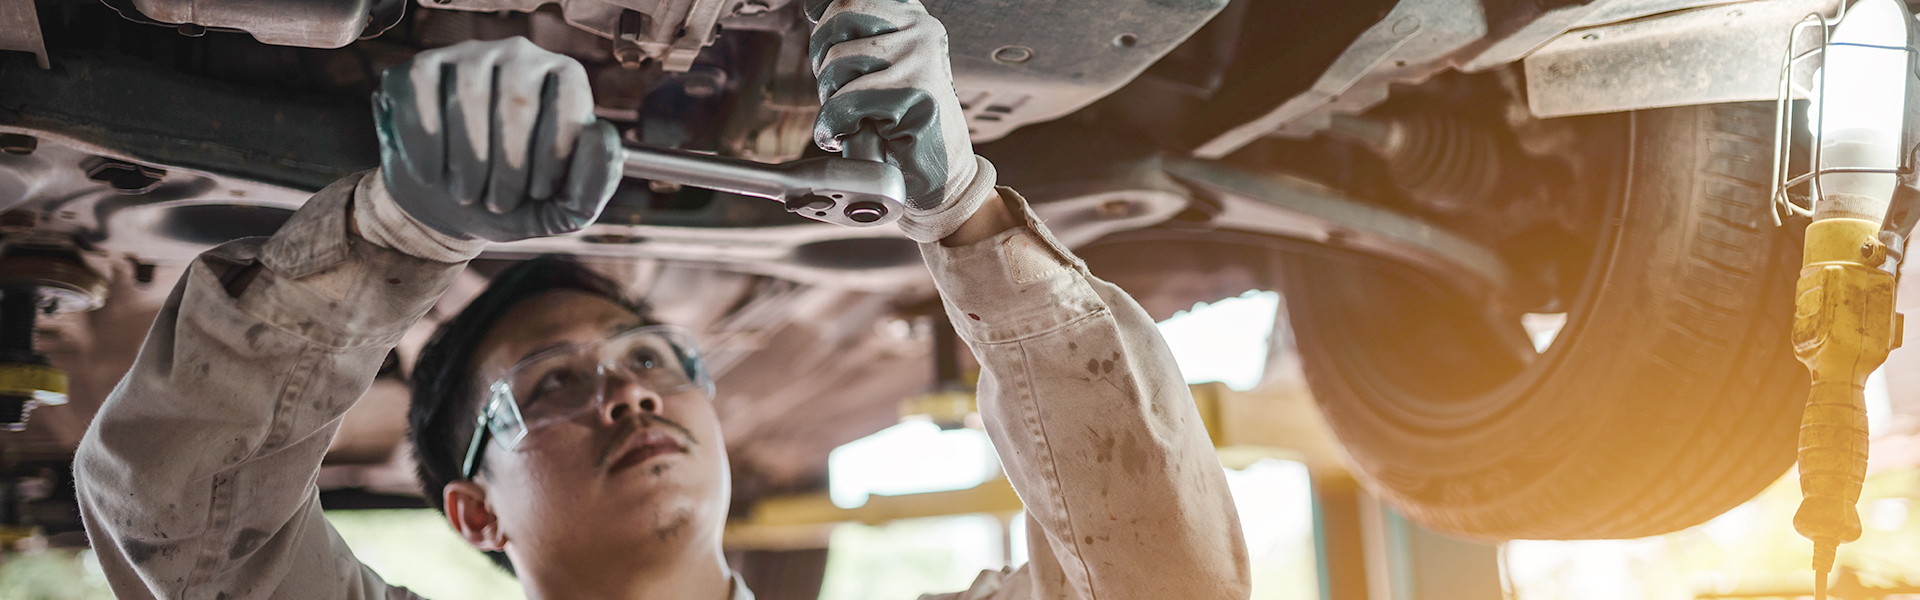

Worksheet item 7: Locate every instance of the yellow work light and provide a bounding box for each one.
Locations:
[1773,1,1920,597]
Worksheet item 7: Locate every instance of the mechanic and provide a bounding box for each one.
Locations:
[71,0,1249,598]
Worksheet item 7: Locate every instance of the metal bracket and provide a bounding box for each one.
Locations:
[1192,0,1488,158]
[1165,159,1518,301]
[0,0,47,69]
[1525,0,1843,119]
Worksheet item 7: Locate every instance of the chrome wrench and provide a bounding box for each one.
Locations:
[620,131,905,227]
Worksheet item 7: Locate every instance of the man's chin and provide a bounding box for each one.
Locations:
[547,503,703,568]
[602,470,720,525]
[591,499,712,555]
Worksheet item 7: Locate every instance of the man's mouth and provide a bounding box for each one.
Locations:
[607,427,690,473]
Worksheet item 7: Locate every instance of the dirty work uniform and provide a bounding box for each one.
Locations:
[73,171,1250,599]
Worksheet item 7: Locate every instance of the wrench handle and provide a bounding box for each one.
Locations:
[620,146,792,200]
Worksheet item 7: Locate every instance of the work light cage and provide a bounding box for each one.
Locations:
[1772,6,1920,226]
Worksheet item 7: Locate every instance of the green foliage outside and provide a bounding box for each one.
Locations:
[0,550,112,600]
[819,514,1009,600]
[325,509,526,600]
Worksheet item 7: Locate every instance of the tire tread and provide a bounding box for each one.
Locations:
[1286,102,1806,540]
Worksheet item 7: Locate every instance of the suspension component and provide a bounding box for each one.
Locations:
[1790,217,1901,596]
[0,286,64,431]
[0,249,107,431]
[1328,113,1504,214]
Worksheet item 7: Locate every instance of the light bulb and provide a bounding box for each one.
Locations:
[1815,0,1911,220]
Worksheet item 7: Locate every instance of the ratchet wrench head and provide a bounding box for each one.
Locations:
[616,132,907,228]
[774,157,907,228]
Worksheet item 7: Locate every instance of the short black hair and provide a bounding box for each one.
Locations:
[407,255,652,573]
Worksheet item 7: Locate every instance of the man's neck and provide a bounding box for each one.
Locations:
[519,543,733,600]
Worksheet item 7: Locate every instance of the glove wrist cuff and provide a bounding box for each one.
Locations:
[354,172,491,263]
[899,156,997,243]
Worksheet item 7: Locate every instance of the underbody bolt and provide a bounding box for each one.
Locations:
[992,46,1035,64]
[615,46,646,69]
[679,67,726,99]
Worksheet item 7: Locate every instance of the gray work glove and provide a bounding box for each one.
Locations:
[373,37,622,243]
[809,0,998,243]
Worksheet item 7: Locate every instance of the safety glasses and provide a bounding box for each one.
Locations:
[461,325,713,478]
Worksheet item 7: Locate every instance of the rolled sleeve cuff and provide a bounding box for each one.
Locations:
[351,171,490,263]
[919,187,1107,344]
[899,156,997,244]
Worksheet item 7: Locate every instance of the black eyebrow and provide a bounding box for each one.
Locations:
[517,341,570,364]
[608,322,642,337]
[517,322,644,364]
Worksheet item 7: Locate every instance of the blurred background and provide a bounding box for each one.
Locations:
[5,0,1919,596]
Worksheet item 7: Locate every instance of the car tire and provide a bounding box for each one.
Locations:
[1278,102,1808,540]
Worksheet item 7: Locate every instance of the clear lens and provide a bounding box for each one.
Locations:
[483,381,529,450]
[482,325,711,453]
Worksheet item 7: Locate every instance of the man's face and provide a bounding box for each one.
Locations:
[461,289,730,567]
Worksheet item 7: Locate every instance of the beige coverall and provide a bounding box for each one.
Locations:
[72,170,1251,599]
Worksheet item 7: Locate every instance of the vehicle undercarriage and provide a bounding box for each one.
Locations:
[0,0,1835,549]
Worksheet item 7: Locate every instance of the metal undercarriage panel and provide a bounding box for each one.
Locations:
[1189,0,1806,158]
[0,0,1597,508]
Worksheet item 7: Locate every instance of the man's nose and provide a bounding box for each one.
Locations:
[599,370,664,424]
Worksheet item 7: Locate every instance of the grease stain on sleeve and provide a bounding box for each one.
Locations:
[225,437,249,466]
[1115,431,1150,477]
[243,324,269,348]
[121,538,177,564]
[230,527,270,560]
[1088,425,1115,464]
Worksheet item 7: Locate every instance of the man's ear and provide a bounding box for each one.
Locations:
[444,480,508,551]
